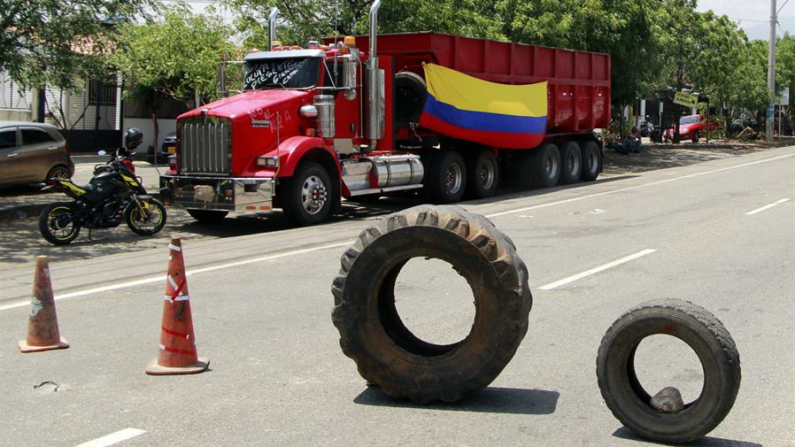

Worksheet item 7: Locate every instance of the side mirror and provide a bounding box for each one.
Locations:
[98,150,107,156]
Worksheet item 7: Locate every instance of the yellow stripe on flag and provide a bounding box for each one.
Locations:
[423,63,547,118]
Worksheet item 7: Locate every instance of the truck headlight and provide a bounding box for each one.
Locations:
[256,156,279,168]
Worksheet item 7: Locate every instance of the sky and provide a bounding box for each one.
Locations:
[696,0,794,40]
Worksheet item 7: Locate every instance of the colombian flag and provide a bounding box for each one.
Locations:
[419,63,548,149]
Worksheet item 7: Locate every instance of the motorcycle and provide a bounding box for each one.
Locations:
[38,149,167,245]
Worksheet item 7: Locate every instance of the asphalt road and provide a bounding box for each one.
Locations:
[0,146,793,447]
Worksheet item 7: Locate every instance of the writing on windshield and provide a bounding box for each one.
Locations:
[243,58,320,90]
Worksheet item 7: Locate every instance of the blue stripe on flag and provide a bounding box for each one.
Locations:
[423,94,547,135]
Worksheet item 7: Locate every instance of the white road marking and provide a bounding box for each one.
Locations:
[745,198,790,215]
[539,249,657,290]
[74,428,146,447]
[485,152,795,219]
[0,241,352,312]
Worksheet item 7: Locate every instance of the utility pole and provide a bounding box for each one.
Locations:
[767,0,777,142]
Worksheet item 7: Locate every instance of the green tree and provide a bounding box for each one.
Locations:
[110,6,237,150]
[0,0,158,89]
[228,0,504,49]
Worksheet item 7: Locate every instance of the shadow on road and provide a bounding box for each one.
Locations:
[353,386,559,415]
[612,427,762,447]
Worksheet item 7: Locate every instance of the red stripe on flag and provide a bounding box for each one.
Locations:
[419,112,545,149]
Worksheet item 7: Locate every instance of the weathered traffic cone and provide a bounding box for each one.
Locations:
[146,237,209,375]
[19,256,69,353]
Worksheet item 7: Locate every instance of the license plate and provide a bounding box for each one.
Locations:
[194,185,215,202]
[167,146,176,153]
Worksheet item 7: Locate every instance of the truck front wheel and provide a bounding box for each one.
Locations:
[282,162,333,226]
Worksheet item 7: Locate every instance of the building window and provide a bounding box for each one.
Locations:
[89,79,117,105]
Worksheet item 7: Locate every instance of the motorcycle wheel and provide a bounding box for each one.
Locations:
[39,202,81,245]
[125,198,167,236]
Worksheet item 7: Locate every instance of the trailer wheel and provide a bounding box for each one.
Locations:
[596,299,741,444]
[282,162,333,226]
[332,205,533,403]
[531,143,561,188]
[558,141,582,185]
[426,151,467,203]
[580,141,601,182]
[395,71,427,128]
[466,150,499,199]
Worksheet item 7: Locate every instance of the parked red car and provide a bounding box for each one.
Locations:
[664,114,720,143]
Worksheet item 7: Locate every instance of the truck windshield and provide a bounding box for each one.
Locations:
[243,58,321,90]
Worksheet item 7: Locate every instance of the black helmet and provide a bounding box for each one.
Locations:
[124,128,143,150]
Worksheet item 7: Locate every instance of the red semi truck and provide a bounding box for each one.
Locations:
[159,1,611,225]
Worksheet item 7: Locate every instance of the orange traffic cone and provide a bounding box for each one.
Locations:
[145,237,209,375]
[19,256,69,353]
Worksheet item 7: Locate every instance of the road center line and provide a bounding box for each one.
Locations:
[485,152,795,218]
[74,428,146,447]
[745,198,790,215]
[0,241,352,312]
[539,249,657,290]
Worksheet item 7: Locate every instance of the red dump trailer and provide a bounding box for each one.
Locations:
[160,3,611,226]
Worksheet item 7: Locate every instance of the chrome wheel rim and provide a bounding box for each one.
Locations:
[445,162,463,195]
[301,175,328,215]
[568,151,580,177]
[545,154,559,179]
[479,160,496,190]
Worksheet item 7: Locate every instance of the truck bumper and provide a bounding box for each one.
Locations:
[159,175,274,214]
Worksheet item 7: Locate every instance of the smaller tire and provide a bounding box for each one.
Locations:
[465,150,499,199]
[39,202,80,245]
[558,141,582,185]
[596,299,741,444]
[530,143,561,188]
[692,131,700,143]
[580,141,602,182]
[282,162,334,226]
[187,209,229,223]
[125,199,167,236]
[426,151,467,204]
[45,165,71,182]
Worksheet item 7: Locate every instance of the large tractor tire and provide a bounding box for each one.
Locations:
[596,299,741,444]
[332,205,533,403]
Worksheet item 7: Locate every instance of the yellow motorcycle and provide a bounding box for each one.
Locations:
[38,152,166,245]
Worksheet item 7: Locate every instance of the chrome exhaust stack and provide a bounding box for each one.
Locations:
[367,0,383,148]
[268,8,279,50]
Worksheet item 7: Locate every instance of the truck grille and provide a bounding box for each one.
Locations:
[179,116,232,175]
